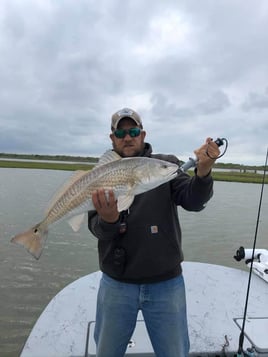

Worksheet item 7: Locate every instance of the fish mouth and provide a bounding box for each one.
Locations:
[169,171,178,179]
[164,165,178,180]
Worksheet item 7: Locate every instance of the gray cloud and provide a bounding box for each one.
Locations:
[0,0,268,164]
[242,88,268,111]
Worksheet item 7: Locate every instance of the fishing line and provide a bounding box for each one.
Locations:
[206,138,228,159]
[237,147,268,356]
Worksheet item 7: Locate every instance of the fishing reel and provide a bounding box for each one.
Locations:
[181,137,228,172]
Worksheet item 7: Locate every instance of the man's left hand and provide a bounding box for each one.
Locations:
[194,138,220,177]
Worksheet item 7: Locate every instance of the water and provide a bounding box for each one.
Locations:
[0,168,267,357]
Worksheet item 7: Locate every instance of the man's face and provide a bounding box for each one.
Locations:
[110,118,146,157]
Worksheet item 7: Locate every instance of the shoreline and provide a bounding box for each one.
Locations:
[0,160,95,171]
[0,160,267,184]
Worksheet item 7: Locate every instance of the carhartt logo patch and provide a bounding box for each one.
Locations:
[150,225,158,234]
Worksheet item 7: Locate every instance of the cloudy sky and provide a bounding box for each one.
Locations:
[0,0,268,165]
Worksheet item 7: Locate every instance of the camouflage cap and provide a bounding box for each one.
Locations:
[111,108,143,130]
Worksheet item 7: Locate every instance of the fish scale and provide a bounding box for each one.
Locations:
[46,167,136,224]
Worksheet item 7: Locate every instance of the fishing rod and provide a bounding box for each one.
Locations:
[237,147,268,357]
[180,137,228,171]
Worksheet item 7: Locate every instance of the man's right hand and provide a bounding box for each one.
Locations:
[92,189,120,223]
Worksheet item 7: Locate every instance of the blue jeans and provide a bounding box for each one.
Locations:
[94,273,190,357]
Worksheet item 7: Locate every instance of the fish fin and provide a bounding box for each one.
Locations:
[117,194,135,212]
[45,170,87,215]
[10,223,48,260]
[67,213,85,232]
[95,150,122,167]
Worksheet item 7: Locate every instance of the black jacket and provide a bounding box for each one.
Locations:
[88,143,213,283]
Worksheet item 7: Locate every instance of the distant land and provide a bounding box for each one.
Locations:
[0,152,99,163]
[0,152,267,184]
[0,152,266,170]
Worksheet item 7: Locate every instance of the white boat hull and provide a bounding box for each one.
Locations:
[20,262,268,356]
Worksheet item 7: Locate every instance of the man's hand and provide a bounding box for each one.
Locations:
[194,138,220,177]
[92,189,120,223]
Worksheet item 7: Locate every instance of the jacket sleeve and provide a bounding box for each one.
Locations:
[88,210,121,240]
[171,168,213,211]
[151,153,213,211]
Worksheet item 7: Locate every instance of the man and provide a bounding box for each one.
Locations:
[88,108,220,356]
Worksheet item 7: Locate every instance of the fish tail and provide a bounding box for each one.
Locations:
[11,222,48,260]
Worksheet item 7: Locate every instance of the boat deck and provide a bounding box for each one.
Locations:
[20,262,268,356]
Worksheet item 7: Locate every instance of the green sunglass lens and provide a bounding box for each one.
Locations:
[114,129,125,138]
[114,128,141,138]
[129,128,141,137]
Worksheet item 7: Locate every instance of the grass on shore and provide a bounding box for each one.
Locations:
[0,160,95,171]
[186,169,267,184]
[211,171,268,184]
[0,160,267,184]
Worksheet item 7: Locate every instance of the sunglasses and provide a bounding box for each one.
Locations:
[113,127,142,139]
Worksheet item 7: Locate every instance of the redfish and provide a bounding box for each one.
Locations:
[11,150,178,259]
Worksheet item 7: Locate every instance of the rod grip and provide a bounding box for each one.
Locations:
[181,137,225,172]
